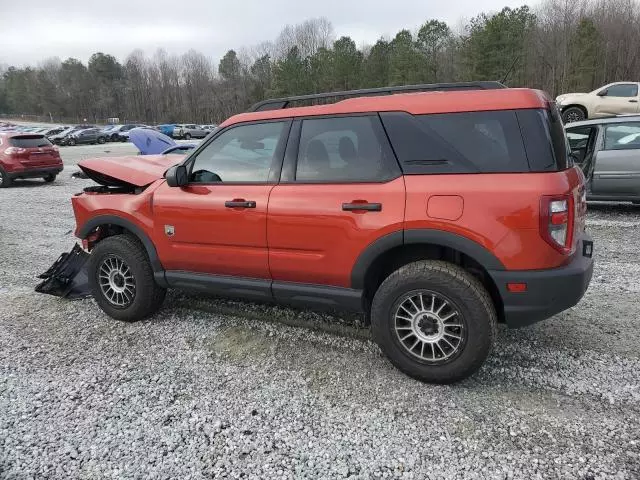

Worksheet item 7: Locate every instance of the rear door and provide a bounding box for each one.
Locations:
[591,121,640,197]
[267,115,405,292]
[592,84,639,117]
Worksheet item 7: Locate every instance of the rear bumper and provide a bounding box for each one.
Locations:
[490,233,594,328]
[8,166,64,179]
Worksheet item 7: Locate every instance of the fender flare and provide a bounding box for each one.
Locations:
[77,215,165,281]
[350,229,506,290]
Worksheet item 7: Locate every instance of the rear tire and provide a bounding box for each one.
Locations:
[88,235,166,322]
[43,174,56,183]
[370,260,497,384]
[562,106,586,123]
[0,167,11,188]
[98,137,106,144]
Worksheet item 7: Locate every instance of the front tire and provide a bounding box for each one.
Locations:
[562,106,586,123]
[184,133,192,140]
[98,137,106,144]
[370,261,497,384]
[0,167,12,188]
[88,235,166,322]
[67,138,76,146]
[43,174,56,183]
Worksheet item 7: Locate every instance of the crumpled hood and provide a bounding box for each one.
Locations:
[78,155,181,187]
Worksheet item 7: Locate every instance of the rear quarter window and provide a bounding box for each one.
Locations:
[380,110,529,174]
[9,135,52,148]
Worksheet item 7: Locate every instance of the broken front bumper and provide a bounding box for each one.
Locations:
[35,244,91,299]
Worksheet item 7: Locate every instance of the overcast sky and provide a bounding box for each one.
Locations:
[1,0,529,67]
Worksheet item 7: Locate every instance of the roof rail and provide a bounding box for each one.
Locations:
[248,81,507,112]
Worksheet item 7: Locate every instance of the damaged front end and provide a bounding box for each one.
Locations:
[35,244,91,299]
[35,153,177,300]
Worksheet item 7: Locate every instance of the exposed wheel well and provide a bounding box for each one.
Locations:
[83,221,168,288]
[87,223,141,251]
[362,243,503,324]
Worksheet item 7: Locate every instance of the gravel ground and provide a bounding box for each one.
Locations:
[1,144,639,479]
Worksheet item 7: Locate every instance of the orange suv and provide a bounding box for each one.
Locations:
[68,82,594,383]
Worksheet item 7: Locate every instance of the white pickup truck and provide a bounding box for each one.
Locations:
[556,82,640,123]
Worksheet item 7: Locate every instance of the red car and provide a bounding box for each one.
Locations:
[0,132,63,187]
[64,82,594,383]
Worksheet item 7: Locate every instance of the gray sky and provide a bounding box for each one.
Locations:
[1,0,529,67]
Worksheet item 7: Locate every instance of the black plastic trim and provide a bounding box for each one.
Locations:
[165,271,272,302]
[249,82,507,111]
[280,119,301,182]
[8,166,63,179]
[405,230,506,270]
[490,234,594,328]
[351,231,404,289]
[272,281,363,311]
[77,215,166,286]
[164,272,365,312]
[350,229,506,289]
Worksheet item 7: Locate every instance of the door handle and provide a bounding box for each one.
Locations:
[629,99,638,103]
[342,202,382,212]
[225,200,256,208]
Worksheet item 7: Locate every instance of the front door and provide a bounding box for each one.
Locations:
[152,119,291,279]
[592,84,640,117]
[592,121,640,197]
[267,115,406,292]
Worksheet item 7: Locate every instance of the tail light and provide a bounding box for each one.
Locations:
[540,194,575,254]
[3,147,26,155]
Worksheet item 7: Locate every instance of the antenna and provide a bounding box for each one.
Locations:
[501,56,520,85]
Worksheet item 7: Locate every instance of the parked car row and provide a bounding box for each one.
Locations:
[0,121,218,146]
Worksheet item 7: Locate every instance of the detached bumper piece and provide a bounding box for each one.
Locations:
[35,244,91,299]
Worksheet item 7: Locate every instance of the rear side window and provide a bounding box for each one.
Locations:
[381,111,529,173]
[9,135,52,148]
[295,116,399,182]
[603,123,640,150]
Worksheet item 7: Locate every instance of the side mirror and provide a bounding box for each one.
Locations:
[166,165,188,187]
[597,89,608,97]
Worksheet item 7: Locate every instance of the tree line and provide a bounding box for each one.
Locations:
[1,0,639,125]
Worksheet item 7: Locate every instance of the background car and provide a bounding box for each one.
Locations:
[172,124,208,139]
[50,126,95,145]
[566,115,640,203]
[65,128,106,146]
[155,124,176,137]
[44,127,68,139]
[112,124,146,142]
[557,82,640,123]
[0,132,63,187]
[99,125,121,140]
